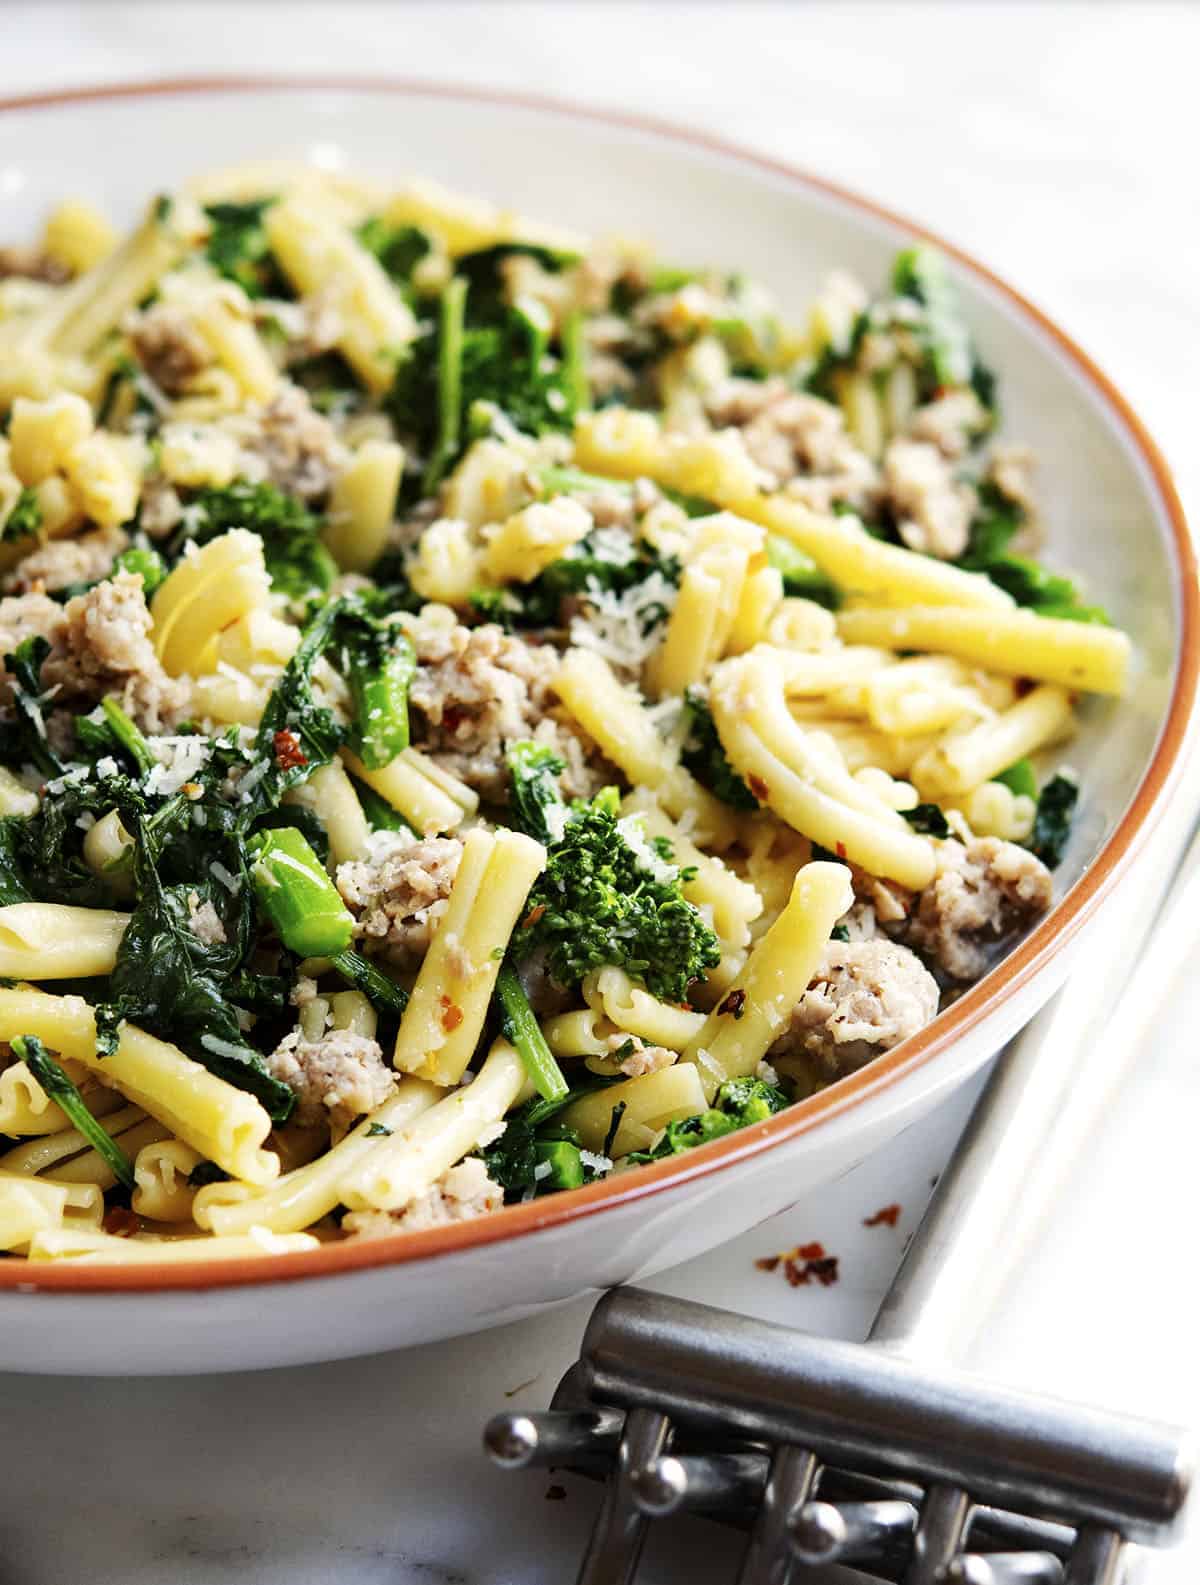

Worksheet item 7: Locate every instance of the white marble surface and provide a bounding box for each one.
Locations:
[1,5,1198,1581]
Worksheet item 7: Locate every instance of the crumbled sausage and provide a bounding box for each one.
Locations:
[772,939,940,1079]
[882,439,976,560]
[905,836,1053,982]
[0,591,66,704]
[0,246,71,285]
[335,833,463,969]
[266,1027,396,1135]
[906,390,988,459]
[185,892,227,947]
[228,382,346,502]
[4,525,128,595]
[40,570,191,732]
[343,1156,505,1238]
[704,377,878,510]
[127,303,214,396]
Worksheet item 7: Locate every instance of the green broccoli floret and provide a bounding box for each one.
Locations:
[203,197,286,299]
[167,480,336,600]
[356,217,433,287]
[625,1076,788,1163]
[512,787,720,1004]
[506,740,567,843]
[681,689,758,811]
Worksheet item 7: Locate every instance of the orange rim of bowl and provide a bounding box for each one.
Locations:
[0,76,1193,1294]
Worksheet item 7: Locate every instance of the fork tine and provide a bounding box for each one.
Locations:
[735,1446,819,1585]
[576,1408,672,1585]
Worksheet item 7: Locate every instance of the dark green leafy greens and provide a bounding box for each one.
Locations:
[203,197,286,298]
[0,636,62,777]
[1,486,42,544]
[14,1035,135,1189]
[506,740,567,844]
[166,480,337,601]
[958,482,1109,623]
[681,689,758,811]
[1029,773,1078,868]
[902,803,951,839]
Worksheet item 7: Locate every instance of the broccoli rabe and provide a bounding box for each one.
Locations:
[625,1076,788,1163]
[334,601,417,770]
[480,1078,616,1201]
[681,689,758,811]
[1,486,42,544]
[471,530,680,632]
[765,535,839,609]
[958,481,1109,624]
[506,740,567,844]
[511,787,721,1004]
[0,636,62,778]
[902,803,951,839]
[1029,772,1078,869]
[203,197,286,298]
[355,217,433,287]
[167,479,337,601]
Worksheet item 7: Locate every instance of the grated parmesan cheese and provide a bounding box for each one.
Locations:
[567,570,677,670]
[145,734,213,796]
[616,813,680,885]
[579,1150,613,1175]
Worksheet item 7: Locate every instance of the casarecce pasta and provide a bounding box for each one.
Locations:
[0,166,1126,1260]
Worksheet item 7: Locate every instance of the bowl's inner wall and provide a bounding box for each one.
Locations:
[0,84,1181,888]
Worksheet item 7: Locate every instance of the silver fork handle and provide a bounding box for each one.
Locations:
[870,791,1200,1362]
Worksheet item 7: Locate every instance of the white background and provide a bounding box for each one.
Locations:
[1,5,1197,1582]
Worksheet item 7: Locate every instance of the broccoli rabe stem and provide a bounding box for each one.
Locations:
[345,630,416,770]
[330,948,410,1018]
[495,961,569,1103]
[560,308,590,418]
[100,695,154,775]
[424,275,468,493]
[249,826,355,959]
[535,1137,584,1189]
[506,740,565,843]
[15,1035,136,1189]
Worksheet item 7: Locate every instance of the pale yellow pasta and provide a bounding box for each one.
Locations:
[860,656,984,736]
[573,410,1012,610]
[541,1007,622,1059]
[711,651,936,889]
[683,861,854,1098]
[27,1227,320,1263]
[392,829,546,1085]
[164,275,279,403]
[442,438,536,530]
[283,760,370,867]
[408,518,485,605]
[912,684,1075,797]
[41,194,192,358]
[150,529,271,677]
[962,780,1038,843]
[646,539,752,696]
[340,746,476,836]
[131,1139,204,1222]
[836,606,1130,696]
[553,648,738,850]
[764,597,840,653]
[0,1056,114,1136]
[165,366,248,424]
[0,987,278,1185]
[32,472,83,537]
[772,644,894,697]
[836,369,886,459]
[561,1063,708,1157]
[341,1039,525,1212]
[853,766,919,813]
[0,903,129,979]
[384,179,586,258]
[727,564,784,654]
[329,990,377,1040]
[61,431,143,528]
[581,967,706,1051]
[52,1116,170,1190]
[299,997,330,1043]
[740,815,814,930]
[216,608,300,673]
[0,1172,103,1252]
[1,1102,146,1178]
[41,199,118,275]
[483,497,592,583]
[83,808,135,883]
[324,439,405,572]
[0,767,38,818]
[158,420,242,489]
[194,1077,441,1237]
[7,391,93,484]
[265,198,417,393]
[619,792,763,952]
[191,669,270,727]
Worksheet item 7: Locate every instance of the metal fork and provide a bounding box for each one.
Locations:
[486,789,1200,1585]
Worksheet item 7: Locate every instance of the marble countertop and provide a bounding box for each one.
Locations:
[1,6,1197,1581]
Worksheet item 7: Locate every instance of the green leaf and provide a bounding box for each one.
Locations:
[1,486,42,544]
[15,1035,135,1189]
[1030,772,1078,869]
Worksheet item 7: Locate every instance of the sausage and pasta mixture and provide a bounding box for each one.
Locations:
[0,167,1129,1262]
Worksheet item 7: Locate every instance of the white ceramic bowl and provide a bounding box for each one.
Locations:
[0,79,1193,1374]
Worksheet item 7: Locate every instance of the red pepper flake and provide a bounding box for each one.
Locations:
[747,774,769,801]
[102,1206,139,1238]
[439,995,464,1033]
[835,841,847,859]
[273,729,307,771]
[756,1239,840,1288]
[718,988,746,1020]
[864,1203,901,1228]
[545,1484,567,1502]
[521,903,546,929]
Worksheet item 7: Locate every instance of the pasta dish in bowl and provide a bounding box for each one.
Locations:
[0,82,1188,1368]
